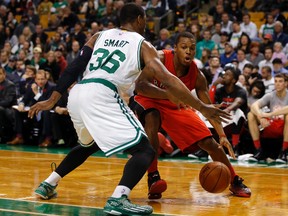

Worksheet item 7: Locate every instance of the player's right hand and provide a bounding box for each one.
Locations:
[200,104,231,124]
[28,100,56,119]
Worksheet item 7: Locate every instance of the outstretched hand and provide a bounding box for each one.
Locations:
[219,136,236,159]
[200,104,231,124]
[28,100,56,118]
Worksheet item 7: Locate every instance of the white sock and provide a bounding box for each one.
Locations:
[44,171,62,186]
[111,185,131,198]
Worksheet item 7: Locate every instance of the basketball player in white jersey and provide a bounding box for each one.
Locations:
[29,3,231,215]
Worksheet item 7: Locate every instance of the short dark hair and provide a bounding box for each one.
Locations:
[275,73,287,81]
[272,58,283,64]
[175,32,194,45]
[224,65,240,81]
[119,3,145,25]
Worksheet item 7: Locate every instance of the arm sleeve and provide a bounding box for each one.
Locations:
[55,45,93,94]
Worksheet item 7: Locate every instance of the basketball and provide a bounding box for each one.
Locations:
[199,161,231,193]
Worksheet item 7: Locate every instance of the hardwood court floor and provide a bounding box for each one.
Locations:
[0,145,287,216]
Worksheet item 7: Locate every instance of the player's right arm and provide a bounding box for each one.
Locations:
[139,41,231,124]
[28,32,100,118]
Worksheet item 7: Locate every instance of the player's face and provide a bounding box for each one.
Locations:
[174,37,196,66]
[222,70,234,84]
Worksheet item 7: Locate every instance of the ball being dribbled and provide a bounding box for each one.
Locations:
[199,161,231,193]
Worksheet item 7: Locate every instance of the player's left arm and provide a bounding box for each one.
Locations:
[196,70,235,158]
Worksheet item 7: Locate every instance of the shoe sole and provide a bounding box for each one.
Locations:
[229,189,251,198]
[34,191,57,200]
[104,208,152,215]
[149,179,167,194]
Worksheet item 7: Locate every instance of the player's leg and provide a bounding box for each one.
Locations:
[278,116,288,163]
[197,137,251,197]
[143,110,167,199]
[104,136,155,215]
[34,143,100,200]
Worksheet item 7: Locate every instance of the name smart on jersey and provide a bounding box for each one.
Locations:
[104,39,129,47]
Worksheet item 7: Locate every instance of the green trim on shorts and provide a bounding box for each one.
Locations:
[105,129,146,157]
[78,78,118,92]
[105,91,146,156]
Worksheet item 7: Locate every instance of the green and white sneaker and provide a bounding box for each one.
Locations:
[103,195,153,215]
[34,182,57,200]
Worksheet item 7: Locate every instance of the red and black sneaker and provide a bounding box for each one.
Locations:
[148,171,167,199]
[229,175,251,198]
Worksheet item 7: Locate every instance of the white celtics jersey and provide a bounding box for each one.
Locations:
[83,28,145,94]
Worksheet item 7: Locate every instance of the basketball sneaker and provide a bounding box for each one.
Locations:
[103,194,153,215]
[148,171,167,199]
[229,175,251,197]
[276,149,287,164]
[34,182,57,200]
[249,148,266,162]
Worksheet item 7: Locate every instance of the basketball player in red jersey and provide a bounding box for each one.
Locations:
[132,32,251,199]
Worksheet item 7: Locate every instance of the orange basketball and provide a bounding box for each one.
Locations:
[199,161,231,193]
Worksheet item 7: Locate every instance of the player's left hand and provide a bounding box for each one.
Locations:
[219,136,236,159]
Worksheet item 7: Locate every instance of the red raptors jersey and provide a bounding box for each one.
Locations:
[152,50,198,91]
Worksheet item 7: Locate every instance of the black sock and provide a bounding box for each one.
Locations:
[55,144,100,177]
[119,136,155,189]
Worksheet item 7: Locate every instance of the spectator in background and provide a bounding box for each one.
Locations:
[205,55,223,87]
[0,50,9,68]
[39,50,61,83]
[60,6,79,33]
[216,31,229,55]
[30,24,48,48]
[200,16,216,36]
[258,47,274,71]
[273,21,288,47]
[213,3,225,24]
[237,49,251,73]
[66,41,80,65]
[169,22,186,46]
[6,58,25,99]
[247,80,265,110]
[237,32,251,54]
[248,73,288,162]
[5,11,18,31]
[4,56,17,74]
[271,5,287,33]
[259,13,275,40]
[19,65,37,97]
[30,47,46,71]
[220,42,237,67]
[240,13,258,40]
[70,22,86,48]
[211,22,222,44]
[54,47,67,76]
[13,13,35,37]
[4,26,19,49]
[17,49,31,66]
[229,21,243,49]
[27,7,40,26]
[153,28,173,50]
[272,58,288,76]
[0,66,17,143]
[195,30,215,60]
[7,70,55,146]
[259,34,274,53]
[226,0,242,22]
[272,42,287,65]
[246,41,264,66]
[221,12,233,34]
[261,65,275,94]
[211,65,247,156]
[188,23,201,42]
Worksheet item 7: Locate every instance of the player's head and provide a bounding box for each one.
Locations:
[223,64,240,85]
[119,3,146,35]
[174,32,196,67]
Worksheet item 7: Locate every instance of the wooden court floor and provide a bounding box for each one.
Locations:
[0,145,287,216]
